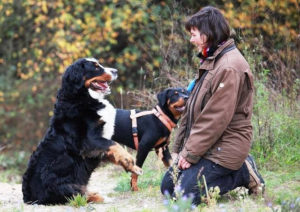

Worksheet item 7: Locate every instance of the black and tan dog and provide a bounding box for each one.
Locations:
[22,58,142,205]
[111,88,189,191]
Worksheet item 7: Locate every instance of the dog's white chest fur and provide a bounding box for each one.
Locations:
[97,99,116,140]
[88,89,116,140]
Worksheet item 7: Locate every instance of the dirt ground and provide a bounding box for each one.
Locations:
[0,165,165,212]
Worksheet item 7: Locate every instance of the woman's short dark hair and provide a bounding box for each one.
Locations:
[185,6,230,48]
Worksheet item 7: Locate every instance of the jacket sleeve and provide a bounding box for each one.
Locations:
[180,68,243,164]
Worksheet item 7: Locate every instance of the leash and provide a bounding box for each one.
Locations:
[130,105,176,150]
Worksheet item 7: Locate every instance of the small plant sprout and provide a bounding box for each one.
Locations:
[67,194,88,208]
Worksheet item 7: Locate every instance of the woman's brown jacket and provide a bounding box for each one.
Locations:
[173,39,254,170]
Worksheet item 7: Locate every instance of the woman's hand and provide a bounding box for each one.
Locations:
[178,155,191,170]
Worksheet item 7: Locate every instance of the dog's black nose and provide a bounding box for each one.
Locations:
[180,94,189,100]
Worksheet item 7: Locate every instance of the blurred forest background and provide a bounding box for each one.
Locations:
[0,0,299,181]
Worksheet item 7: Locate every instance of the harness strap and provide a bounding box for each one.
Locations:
[130,109,139,150]
[130,106,177,150]
[154,105,176,132]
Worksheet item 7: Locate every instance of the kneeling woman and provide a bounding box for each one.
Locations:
[160,6,264,205]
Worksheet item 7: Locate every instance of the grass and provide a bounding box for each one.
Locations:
[111,149,300,211]
[0,82,299,211]
[0,153,299,211]
[263,169,300,204]
[114,151,165,192]
[67,194,88,208]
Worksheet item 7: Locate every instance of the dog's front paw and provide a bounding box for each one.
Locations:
[106,143,142,175]
[130,165,143,176]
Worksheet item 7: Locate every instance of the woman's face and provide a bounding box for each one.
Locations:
[189,27,208,52]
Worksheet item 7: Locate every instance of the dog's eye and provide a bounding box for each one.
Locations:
[93,62,100,68]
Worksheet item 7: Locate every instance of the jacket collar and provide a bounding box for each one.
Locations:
[198,39,235,73]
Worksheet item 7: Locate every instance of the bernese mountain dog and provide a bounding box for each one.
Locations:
[22,58,142,205]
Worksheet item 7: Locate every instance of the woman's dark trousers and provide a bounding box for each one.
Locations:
[160,158,250,205]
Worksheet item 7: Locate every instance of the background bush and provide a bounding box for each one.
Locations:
[0,0,299,172]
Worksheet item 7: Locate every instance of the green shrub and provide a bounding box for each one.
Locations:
[251,78,300,169]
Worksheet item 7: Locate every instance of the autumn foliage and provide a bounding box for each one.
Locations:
[0,0,299,151]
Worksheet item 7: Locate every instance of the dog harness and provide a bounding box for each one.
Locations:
[130,105,176,150]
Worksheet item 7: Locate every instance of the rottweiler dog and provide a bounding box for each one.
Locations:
[111,88,189,190]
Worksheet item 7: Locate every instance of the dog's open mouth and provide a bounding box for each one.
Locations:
[174,105,185,112]
[90,80,110,91]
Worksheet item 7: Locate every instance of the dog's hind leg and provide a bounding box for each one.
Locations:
[39,155,89,204]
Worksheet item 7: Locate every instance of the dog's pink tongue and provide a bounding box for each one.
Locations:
[176,106,185,112]
[97,82,108,89]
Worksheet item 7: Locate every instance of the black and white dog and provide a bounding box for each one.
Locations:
[22,58,142,205]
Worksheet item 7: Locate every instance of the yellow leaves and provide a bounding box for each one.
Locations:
[34,15,47,25]
[34,49,43,58]
[101,6,113,20]
[58,66,65,74]
[0,91,4,102]
[116,57,123,64]
[225,2,234,9]
[111,31,119,38]
[60,13,73,25]
[75,0,87,4]
[1,0,13,4]
[41,1,48,14]
[19,71,34,80]
[49,111,54,117]
[258,0,266,7]
[237,12,251,28]
[124,52,137,62]
[5,8,12,16]
[45,58,53,66]
[132,10,144,23]
[153,60,160,68]
[31,85,37,93]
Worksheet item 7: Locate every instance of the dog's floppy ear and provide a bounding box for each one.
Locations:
[62,59,86,95]
[157,89,170,107]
